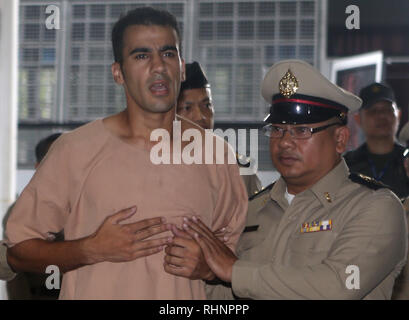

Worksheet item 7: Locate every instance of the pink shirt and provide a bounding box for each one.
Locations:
[6,119,247,299]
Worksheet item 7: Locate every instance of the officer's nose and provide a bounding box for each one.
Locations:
[278,128,296,149]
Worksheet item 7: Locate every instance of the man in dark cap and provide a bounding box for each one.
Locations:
[165,60,407,299]
[344,83,409,199]
[177,61,261,196]
[177,62,214,130]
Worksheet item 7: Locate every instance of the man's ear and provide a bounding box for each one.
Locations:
[111,62,124,85]
[335,125,350,154]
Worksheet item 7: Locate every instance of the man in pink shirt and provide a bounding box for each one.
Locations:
[5,7,247,299]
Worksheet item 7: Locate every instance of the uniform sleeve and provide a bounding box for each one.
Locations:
[0,241,15,281]
[5,136,71,247]
[205,281,235,300]
[231,191,408,299]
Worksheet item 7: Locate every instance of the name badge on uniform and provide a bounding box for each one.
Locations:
[300,219,332,233]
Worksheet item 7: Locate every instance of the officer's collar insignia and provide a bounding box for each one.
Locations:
[324,192,332,203]
[279,69,299,98]
[301,220,332,233]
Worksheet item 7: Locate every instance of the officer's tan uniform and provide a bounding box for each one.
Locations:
[207,159,408,299]
[0,241,15,281]
[241,174,261,197]
[237,154,262,197]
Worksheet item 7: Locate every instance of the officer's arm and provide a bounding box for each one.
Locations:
[232,191,407,299]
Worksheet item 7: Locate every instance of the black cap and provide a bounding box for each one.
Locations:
[180,62,209,92]
[359,83,396,110]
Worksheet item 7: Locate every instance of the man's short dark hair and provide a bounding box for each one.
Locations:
[35,133,62,163]
[111,6,182,65]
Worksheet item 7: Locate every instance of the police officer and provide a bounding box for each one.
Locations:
[344,83,409,199]
[166,59,408,299]
[177,61,261,196]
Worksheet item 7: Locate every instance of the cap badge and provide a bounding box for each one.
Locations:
[279,69,299,98]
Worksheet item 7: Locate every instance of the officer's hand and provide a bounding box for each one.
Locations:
[163,225,215,280]
[86,206,172,264]
[182,216,237,283]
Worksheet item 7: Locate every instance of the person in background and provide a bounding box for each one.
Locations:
[1,133,62,299]
[399,121,409,178]
[344,83,409,199]
[177,61,262,196]
[391,122,409,300]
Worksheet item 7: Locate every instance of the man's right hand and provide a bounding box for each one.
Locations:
[85,206,172,264]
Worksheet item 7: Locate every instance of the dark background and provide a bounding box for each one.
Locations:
[328,0,409,129]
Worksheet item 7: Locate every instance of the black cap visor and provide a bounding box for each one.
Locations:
[264,94,348,125]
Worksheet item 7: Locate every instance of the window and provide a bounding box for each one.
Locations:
[18,0,322,170]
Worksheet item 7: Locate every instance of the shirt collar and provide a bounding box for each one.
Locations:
[269,158,350,212]
[270,176,290,211]
[308,158,350,211]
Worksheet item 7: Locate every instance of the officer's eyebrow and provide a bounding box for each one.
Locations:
[160,45,178,53]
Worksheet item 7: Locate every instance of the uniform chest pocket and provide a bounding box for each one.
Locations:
[289,230,338,253]
[288,231,338,267]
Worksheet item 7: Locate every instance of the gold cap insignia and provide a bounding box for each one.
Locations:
[279,69,299,98]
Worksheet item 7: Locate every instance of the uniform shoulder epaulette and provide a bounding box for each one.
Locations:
[348,172,391,191]
[249,182,275,201]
